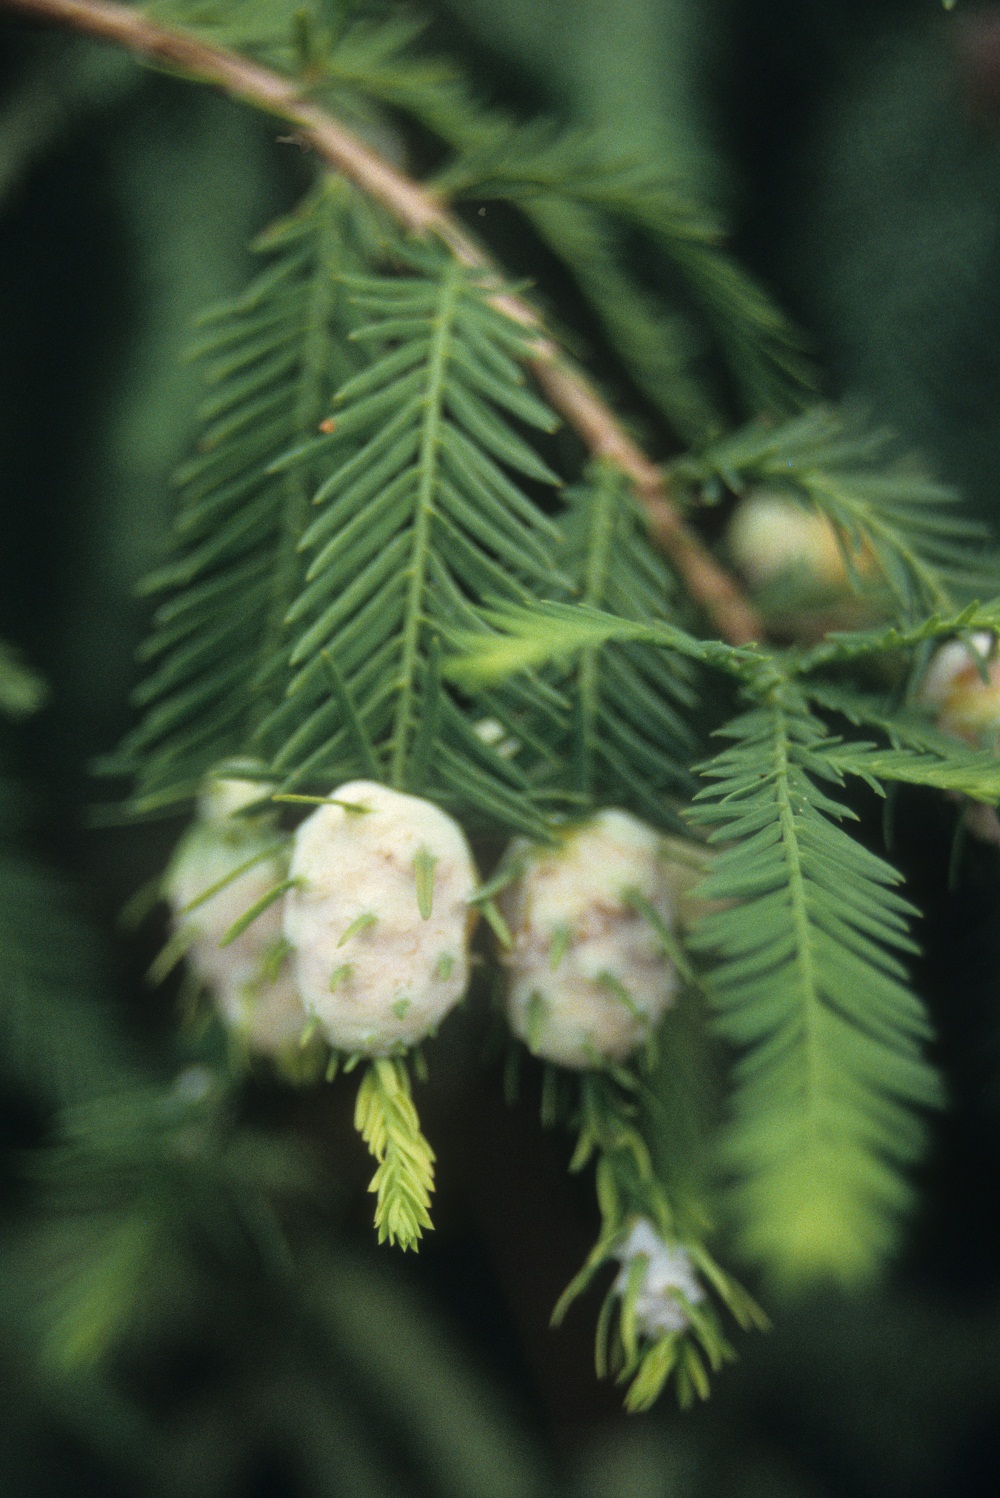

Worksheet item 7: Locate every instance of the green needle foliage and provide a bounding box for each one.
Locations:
[0,657,124,1109]
[446,598,744,690]
[550,1068,766,1412]
[155,0,811,441]
[435,126,813,438]
[450,600,1000,1287]
[0,776,129,1109]
[25,1076,314,1370]
[807,677,1000,799]
[689,687,943,1287]
[673,407,1000,616]
[15,0,1000,1423]
[108,178,386,813]
[544,464,697,821]
[354,1056,436,1250]
[0,639,46,720]
[257,251,565,831]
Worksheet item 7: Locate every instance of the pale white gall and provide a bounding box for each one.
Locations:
[164,774,305,1056]
[499,809,680,1069]
[612,1219,705,1337]
[282,781,478,1054]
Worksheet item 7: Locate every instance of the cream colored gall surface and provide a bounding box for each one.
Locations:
[500,809,680,1069]
[727,489,856,590]
[283,781,478,1054]
[920,632,1000,743]
[612,1219,705,1337]
[166,777,306,1056]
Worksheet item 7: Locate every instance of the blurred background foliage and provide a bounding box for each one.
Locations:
[3,0,1000,1494]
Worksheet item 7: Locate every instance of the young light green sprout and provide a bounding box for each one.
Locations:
[612,1219,705,1337]
[282,781,478,1054]
[499,809,680,1068]
[164,773,306,1055]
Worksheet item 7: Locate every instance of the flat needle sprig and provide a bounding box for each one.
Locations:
[0,0,761,646]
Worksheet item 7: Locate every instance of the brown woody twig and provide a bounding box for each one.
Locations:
[1,0,761,644]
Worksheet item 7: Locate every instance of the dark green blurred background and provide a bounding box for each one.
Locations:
[3,2,1000,1494]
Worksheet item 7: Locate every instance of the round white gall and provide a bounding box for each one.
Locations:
[165,777,306,1057]
[282,782,478,1054]
[727,490,850,590]
[499,809,680,1069]
[612,1219,705,1337]
[919,633,1000,744]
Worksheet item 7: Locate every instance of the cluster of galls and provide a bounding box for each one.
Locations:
[165,777,478,1062]
[164,773,704,1331]
[165,777,690,1070]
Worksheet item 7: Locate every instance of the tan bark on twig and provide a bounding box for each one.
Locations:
[1,0,762,644]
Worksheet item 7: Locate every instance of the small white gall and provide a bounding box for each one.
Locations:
[727,489,869,593]
[499,809,680,1069]
[919,632,1000,745]
[472,717,519,759]
[612,1219,705,1337]
[165,775,306,1056]
[282,781,478,1054]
